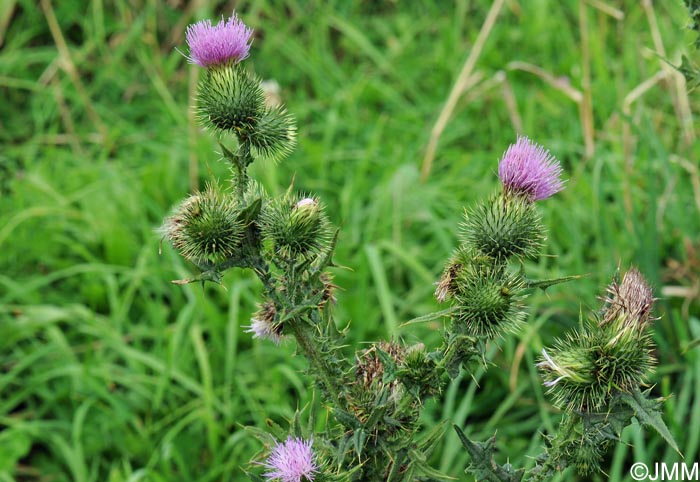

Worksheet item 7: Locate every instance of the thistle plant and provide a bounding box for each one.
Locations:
[161,12,678,481]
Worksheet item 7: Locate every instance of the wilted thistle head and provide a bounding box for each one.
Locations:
[161,186,244,265]
[460,193,545,260]
[184,13,253,68]
[260,195,331,264]
[537,268,656,411]
[498,136,565,201]
[263,436,319,482]
[450,263,527,339]
[601,267,655,327]
[246,300,284,344]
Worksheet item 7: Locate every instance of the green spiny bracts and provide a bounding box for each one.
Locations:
[247,106,297,161]
[460,192,544,260]
[197,63,264,133]
[397,344,443,400]
[161,186,245,265]
[538,268,656,412]
[260,194,331,264]
[450,263,527,339]
[434,246,481,303]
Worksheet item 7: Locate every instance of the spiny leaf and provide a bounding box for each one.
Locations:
[617,388,681,456]
[525,273,587,291]
[454,426,524,482]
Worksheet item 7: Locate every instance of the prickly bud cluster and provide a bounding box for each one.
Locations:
[451,263,527,338]
[260,196,331,263]
[461,193,544,260]
[161,186,245,265]
[537,268,656,412]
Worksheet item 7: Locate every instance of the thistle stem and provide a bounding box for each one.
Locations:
[528,414,578,482]
[286,318,345,410]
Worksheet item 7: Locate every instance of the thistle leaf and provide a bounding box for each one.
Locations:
[454,426,524,482]
[617,389,681,456]
[525,273,586,291]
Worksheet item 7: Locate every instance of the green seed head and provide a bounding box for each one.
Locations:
[460,193,544,260]
[162,186,245,265]
[450,263,527,339]
[196,64,264,133]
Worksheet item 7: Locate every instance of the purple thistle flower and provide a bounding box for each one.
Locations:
[184,13,253,68]
[245,301,284,344]
[263,437,319,482]
[497,136,565,201]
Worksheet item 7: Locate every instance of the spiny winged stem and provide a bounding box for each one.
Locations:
[527,414,577,482]
[285,316,346,410]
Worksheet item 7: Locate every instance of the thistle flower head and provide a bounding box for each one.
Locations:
[185,13,253,68]
[246,301,283,344]
[263,436,319,482]
[498,136,565,201]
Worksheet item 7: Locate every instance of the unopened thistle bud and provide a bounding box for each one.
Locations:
[246,300,284,344]
[460,194,545,260]
[538,268,656,411]
[246,106,297,161]
[260,195,331,263]
[161,187,245,265]
[497,136,565,201]
[450,264,526,338]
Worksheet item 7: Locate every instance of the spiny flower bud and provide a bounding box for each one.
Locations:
[538,268,656,411]
[498,136,565,201]
[399,344,442,399]
[451,264,526,338]
[161,187,245,265]
[460,193,545,260]
[184,13,252,68]
[260,195,331,263]
[246,300,283,344]
[197,64,265,133]
[246,106,297,161]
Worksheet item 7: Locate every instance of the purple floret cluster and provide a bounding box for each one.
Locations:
[498,136,565,201]
[263,437,318,482]
[185,13,253,68]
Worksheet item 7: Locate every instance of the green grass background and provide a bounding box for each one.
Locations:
[1,0,699,480]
